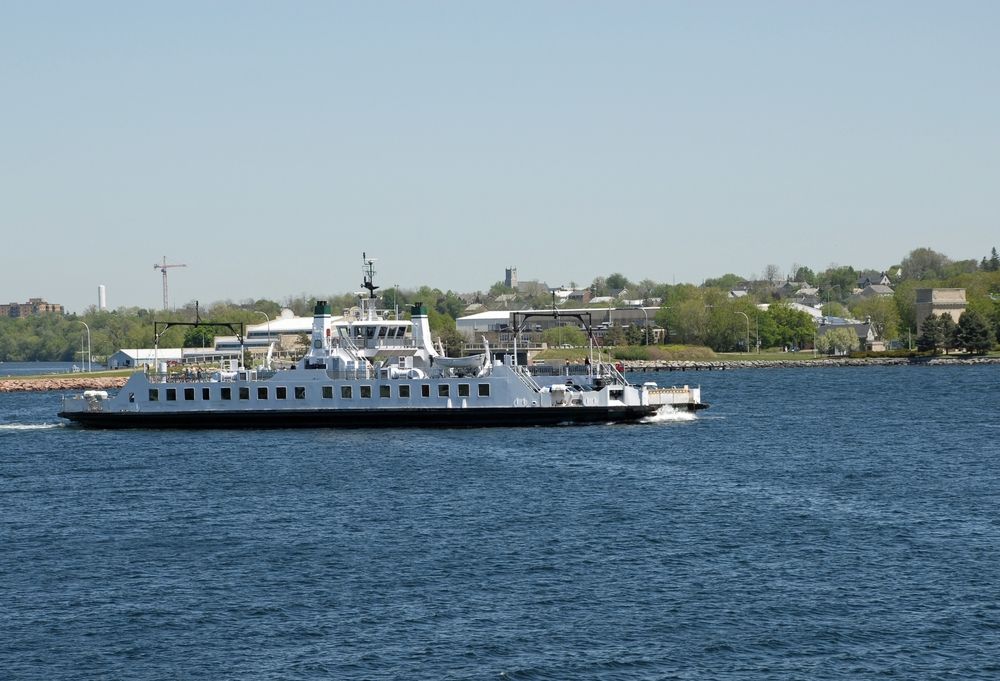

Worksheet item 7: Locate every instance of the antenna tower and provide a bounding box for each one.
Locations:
[153,256,187,310]
[361,252,379,299]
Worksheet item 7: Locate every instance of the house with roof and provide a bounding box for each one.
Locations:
[857,271,892,289]
[856,284,894,299]
[792,286,821,306]
[816,320,885,352]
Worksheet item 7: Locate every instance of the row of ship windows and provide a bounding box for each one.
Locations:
[148,383,492,402]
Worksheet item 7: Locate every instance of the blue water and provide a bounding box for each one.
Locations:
[3,366,1000,680]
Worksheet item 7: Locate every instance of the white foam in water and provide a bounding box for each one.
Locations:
[641,406,698,424]
[0,423,64,431]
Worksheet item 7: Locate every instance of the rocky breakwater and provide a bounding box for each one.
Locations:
[625,356,1000,371]
[0,375,129,393]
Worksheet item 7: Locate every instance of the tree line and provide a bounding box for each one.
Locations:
[1,246,999,361]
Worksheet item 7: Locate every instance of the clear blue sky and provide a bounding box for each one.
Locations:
[3,1,998,313]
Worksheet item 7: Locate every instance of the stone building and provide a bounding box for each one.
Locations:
[914,288,966,333]
[0,298,64,318]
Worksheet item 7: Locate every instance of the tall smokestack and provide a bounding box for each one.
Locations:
[98,285,107,310]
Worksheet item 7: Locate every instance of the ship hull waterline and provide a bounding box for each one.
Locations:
[56,404,705,429]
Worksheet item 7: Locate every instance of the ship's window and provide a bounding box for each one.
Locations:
[313,339,322,349]
[257,387,268,400]
[202,387,210,400]
[184,388,195,401]
[399,384,410,398]
[295,386,306,399]
[458,384,470,398]
[341,385,352,399]
[148,389,159,402]
[221,387,232,400]
[276,386,287,400]
[239,387,250,400]
[380,384,391,398]
[478,383,490,397]
[322,386,333,399]
[166,388,177,401]
[360,385,372,399]
[438,384,449,398]
[421,384,430,398]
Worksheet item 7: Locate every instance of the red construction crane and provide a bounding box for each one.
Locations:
[153,256,187,310]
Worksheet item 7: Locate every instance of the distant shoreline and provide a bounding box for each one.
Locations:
[2,356,997,393]
[623,356,1000,372]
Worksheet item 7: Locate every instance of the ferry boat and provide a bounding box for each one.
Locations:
[59,257,707,428]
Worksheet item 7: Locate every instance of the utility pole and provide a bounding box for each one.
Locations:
[153,257,187,310]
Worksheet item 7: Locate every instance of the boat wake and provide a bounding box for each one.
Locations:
[642,406,698,424]
[0,423,65,431]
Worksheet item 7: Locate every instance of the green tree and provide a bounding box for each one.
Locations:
[816,327,859,355]
[602,324,626,347]
[764,302,815,350]
[816,265,856,303]
[916,315,945,353]
[183,326,215,348]
[541,325,587,347]
[821,302,849,318]
[900,247,951,280]
[956,309,994,354]
[702,273,744,290]
[849,297,900,343]
[605,273,632,293]
[938,313,959,353]
[793,266,816,284]
[437,326,466,357]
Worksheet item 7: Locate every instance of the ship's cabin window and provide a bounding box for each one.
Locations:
[438,384,449,398]
[360,385,372,399]
[379,384,391,398]
[148,389,159,402]
[478,383,490,397]
[378,326,388,338]
[184,388,195,401]
[313,339,323,349]
[258,387,268,400]
[295,386,306,399]
[341,385,352,399]
[221,387,232,400]
[166,388,177,401]
[276,387,287,400]
[322,386,333,399]
[399,384,410,398]
[202,387,211,400]
[421,384,430,398]
[239,387,250,400]
[458,384,470,398]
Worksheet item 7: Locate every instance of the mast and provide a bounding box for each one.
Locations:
[362,252,379,299]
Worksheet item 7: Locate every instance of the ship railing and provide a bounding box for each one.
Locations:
[597,362,628,385]
[513,365,542,392]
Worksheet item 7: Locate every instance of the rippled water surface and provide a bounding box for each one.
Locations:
[3,366,1000,679]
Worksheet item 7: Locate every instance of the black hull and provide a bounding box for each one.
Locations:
[58,405,663,429]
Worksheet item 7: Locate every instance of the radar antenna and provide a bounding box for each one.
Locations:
[361,252,380,299]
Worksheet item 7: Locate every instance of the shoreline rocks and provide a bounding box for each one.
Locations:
[624,356,1000,371]
[0,376,129,393]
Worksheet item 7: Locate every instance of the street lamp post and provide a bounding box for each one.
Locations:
[635,306,650,345]
[734,311,750,354]
[77,321,91,372]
